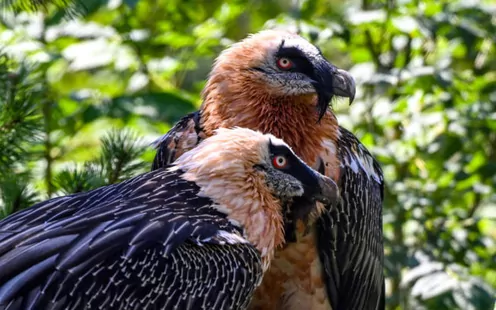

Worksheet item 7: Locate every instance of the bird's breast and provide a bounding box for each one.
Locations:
[248,231,332,310]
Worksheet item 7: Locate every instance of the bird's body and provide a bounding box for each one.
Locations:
[0,128,338,310]
[152,30,385,310]
[0,169,261,310]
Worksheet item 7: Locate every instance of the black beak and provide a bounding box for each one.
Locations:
[300,166,339,206]
[285,157,340,216]
[311,59,356,121]
[282,159,340,243]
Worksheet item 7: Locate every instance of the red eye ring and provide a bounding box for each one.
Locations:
[276,57,293,70]
[272,155,288,169]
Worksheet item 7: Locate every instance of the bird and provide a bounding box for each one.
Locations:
[151,29,385,310]
[0,127,339,310]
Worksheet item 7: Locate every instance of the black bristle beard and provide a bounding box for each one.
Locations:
[313,83,333,123]
[282,195,321,245]
[282,158,329,245]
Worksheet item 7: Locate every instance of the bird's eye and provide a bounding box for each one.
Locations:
[272,155,288,169]
[276,57,293,70]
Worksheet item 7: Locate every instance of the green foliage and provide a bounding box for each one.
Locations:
[98,129,149,184]
[0,55,43,172]
[0,54,44,216]
[53,162,106,194]
[0,55,150,211]
[53,129,149,195]
[0,0,495,309]
[1,0,88,20]
[0,172,39,218]
[325,1,496,308]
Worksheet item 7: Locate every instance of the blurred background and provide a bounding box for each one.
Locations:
[0,0,495,309]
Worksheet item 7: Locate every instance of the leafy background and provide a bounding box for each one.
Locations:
[0,0,495,309]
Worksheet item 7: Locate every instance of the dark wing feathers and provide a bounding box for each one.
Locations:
[0,168,262,310]
[317,127,385,310]
[152,111,203,171]
[151,112,385,309]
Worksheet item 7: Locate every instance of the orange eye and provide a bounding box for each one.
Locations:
[276,57,293,70]
[272,155,288,169]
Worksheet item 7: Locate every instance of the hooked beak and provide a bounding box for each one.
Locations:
[302,168,339,205]
[286,158,340,222]
[311,59,356,121]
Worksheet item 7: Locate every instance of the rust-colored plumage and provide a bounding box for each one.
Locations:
[153,30,385,310]
[201,31,340,168]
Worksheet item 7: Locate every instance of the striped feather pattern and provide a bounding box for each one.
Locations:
[316,127,384,310]
[0,168,262,310]
[152,112,386,310]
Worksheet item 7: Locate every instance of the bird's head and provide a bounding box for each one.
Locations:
[205,29,355,122]
[172,127,339,269]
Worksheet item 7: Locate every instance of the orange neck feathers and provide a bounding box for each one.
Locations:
[200,71,340,166]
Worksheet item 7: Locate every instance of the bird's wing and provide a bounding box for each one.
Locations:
[152,110,204,170]
[316,126,385,310]
[149,112,386,309]
[0,168,262,310]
